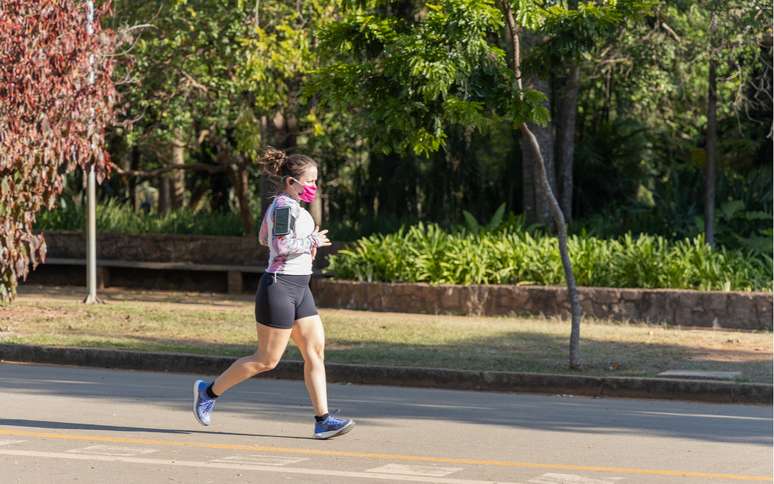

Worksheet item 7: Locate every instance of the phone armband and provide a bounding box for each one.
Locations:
[272,207,292,236]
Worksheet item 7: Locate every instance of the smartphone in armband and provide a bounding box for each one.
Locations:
[272,206,293,236]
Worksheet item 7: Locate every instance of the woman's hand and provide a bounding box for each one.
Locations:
[312,226,332,248]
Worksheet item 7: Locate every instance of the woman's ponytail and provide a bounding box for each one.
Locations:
[259,147,288,188]
[259,146,318,190]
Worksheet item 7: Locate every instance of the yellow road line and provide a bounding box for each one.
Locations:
[0,427,768,482]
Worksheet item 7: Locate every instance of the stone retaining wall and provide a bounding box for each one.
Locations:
[311,279,773,330]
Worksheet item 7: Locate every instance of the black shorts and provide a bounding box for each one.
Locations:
[255,273,318,329]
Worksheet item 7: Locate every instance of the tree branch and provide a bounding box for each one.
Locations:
[660,21,681,42]
[499,0,522,91]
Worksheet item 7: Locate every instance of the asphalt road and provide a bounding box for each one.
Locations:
[0,362,771,483]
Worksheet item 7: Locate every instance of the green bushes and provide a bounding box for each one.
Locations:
[35,199,244,236]
[327,224,772,291]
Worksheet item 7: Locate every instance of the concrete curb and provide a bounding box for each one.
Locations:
[0,344,770,405]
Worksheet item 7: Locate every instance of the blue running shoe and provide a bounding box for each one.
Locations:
[192,379,216,426]
[314,409,354,440]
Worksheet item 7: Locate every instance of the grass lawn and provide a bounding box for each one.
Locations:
[3,285,772,383]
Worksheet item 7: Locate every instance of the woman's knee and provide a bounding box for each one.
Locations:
[304,344,325,364]
[247,353,281,372]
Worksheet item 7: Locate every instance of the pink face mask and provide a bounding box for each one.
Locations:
[291,178,317,203]
[299,184,317,203]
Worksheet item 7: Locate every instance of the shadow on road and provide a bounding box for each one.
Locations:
[0,418,315,441]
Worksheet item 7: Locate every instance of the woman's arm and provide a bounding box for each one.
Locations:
[272,231,322,256]
[269,205,323,255]
[258,211,270,246]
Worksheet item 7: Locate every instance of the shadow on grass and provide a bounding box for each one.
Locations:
[16,284,255,308]
[325,330,773,382]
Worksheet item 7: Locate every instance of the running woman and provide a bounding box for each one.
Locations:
[192,148,354,440]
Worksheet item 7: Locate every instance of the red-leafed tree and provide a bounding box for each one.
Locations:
[0,1,117,303]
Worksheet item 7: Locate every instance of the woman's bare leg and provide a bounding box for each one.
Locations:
[291,315,328,416]
[211,323,292,396]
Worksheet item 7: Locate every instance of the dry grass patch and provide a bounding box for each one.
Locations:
[4,285,771,383]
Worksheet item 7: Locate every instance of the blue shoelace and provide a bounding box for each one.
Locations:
[199,394,215,413]
[323,410,347,427]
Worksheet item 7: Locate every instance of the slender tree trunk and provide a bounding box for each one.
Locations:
[521,135,537,221]
[260,174,274,221]
[310,184,323,226]
[229,164,254,236]
[157,176,170,214]
[259,115,274,219]
[170,129,186,210]
[188,181,208,212]
[603,69,613,126]
[118,148,131,206]
[704,9,718,248]
[522,124,582,367]
[500,0,583,369]
[557,65,579,222]
[128,146,138,210]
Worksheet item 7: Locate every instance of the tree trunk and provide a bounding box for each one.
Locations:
[522,123,583,368]
[229,164,254,235]
[157,176,170,214]
[704,9,718,248]
[521,129,537,222]
[128,146,139,210]
[557,65,579,222]
[170,129,186,210]
[260,174,274,222]
[188,181,208,212]
[520,33,556,227]
[524,151,558,226]
[309,184,323,226]
[500,0,583,369]
[259,115,274,219]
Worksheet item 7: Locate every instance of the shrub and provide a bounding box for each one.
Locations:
[327,223,772,291]
[35,199,244,236]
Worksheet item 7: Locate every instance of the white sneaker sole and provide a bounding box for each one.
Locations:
[192,379,210,426]
[314,420,355,440]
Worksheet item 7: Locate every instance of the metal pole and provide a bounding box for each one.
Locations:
[83,0,100,304]
[85,165,98,303]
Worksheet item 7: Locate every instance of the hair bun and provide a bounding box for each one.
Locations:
[259,147,287,177]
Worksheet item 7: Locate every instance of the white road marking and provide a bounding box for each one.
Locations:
[635,411,772,422]
[0,440,25,446]
[212,454,309,466]
[339,399,494,411]
[529,473,620,483]
[67,445,158,456]
[0,449,519,484]
[367,463,464,477]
